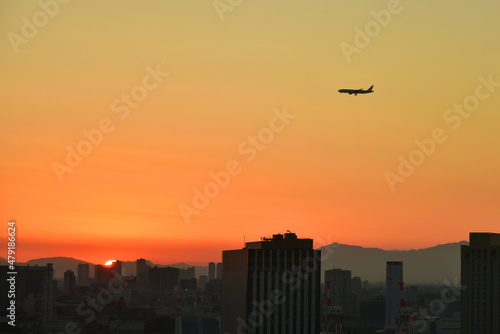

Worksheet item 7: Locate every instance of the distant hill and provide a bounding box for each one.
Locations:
[2,241,466,283]
[319,241,468,284]
[26,257,94,278]
[0,257,95,279]
[121,260,208,278]
[0,257,208,279]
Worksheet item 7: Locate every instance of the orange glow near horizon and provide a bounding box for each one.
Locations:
[104,260,117,266]
[1,1,499,264]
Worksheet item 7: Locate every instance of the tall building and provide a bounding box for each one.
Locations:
[137,258,150,286]
[112,260,122,276]
[64,270,76,296]
[77,263,89,287]
[41,263,56,323]
[385,261,403,330]
[222,231,321,334]
[360,296,385,327]
[180,278,198,291]
[95,261,122,286]
[209,262,216,281]
[216,262,222,279]
[461,232,500,334]
[2,263,55,320]
[180,266,196,280]
[351,276,362,295]
[324,268,351,309]
[199,275,208,289]
[148,266,180,292]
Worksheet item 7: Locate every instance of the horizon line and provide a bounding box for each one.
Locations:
[1,239,469,266]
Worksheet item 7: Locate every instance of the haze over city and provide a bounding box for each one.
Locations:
[1,0,499,267]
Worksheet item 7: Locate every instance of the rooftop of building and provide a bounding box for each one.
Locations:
[245,231,314,250]
[468,232,500,247]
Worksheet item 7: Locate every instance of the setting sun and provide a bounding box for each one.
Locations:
[105,260,117,266]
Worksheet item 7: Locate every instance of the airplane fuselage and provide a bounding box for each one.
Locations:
[338,85,374,96]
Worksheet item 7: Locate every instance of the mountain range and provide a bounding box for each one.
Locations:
[0,257,208,279]
[319,241,467,284]
[0,241,467,284]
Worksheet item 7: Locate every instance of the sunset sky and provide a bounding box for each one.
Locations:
[1,0,499,266]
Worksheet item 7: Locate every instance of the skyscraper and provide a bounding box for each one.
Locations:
[222,231,321,334]
[216,262,222,279]
[180,266,195,280]
[148,266,180,292]
[136,258,149,286]
[64,270,76,296]
[7,263,56,321]
[95,260,122,286]
[77,263,89,287]
[324,267,359,319]
[461,232,500,334]
[209,262,216,281]
[199,275,208,289]
[385,261,403,330]
[324,268,351,309]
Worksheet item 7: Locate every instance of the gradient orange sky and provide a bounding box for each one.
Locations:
[1,0,499,266]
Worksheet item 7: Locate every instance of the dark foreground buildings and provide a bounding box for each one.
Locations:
[221,231,321,334]
[461,232,500,334]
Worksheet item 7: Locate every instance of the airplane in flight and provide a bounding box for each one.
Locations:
[338,85,374,95]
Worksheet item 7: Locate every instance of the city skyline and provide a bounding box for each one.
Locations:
[2,237,470,286]
[2,231,475,333]
[0,234,470,267]
[1,1,500,266]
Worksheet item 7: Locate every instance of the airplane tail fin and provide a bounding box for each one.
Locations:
[368,85,374,91]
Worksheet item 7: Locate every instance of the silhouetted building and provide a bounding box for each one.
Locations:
[0,266,10,311]
[385,261,403,330]
[461,232,500,334]
[112,260,122,276]
[1,264,55,322]
[137,258,149,286]
[180,266,195,280]
[77,263,89,287]
[206,278,222,307]
[199,275,208,289]
[179,316,220,334]
[94,265,107,286]
[95,261,122,286]
[216,262,222,279]
[209,262,216,281]
[325,268,351,310]
[222,231,321,334]
[2,266,55,314]
[42,263,56,323]
[64,270,76,296]
[180,278,198,291]
[360,296,385,326]
[18,264,53,298]
[145,316,219,334]
[351,276,362,295]
[148,266,180,292]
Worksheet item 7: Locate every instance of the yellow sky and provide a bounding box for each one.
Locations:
[1,0,499,264]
